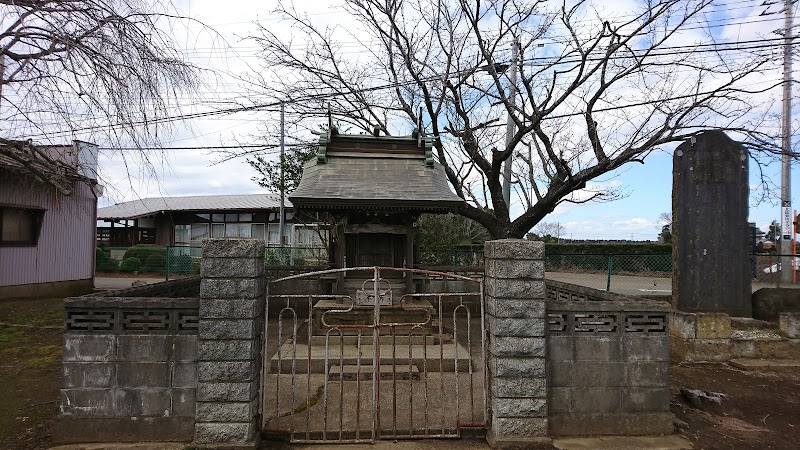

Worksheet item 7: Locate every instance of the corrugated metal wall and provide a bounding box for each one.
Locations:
[0,173,96,287]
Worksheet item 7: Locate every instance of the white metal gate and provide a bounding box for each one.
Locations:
[260,266,486,443]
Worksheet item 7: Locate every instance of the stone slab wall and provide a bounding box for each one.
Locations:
[53,297,199,443]
[545,282,672,436]
[670,310,800,362]
[195,239,265,447]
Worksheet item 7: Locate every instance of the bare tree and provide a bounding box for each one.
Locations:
[0,0,202,192]
[245,0,784,238]
[534,221,565,240]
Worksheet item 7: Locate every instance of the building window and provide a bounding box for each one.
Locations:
[208,222,264,239]
[190,223,209,247]
[173,211,277,244]
[267,223,292,246]
[294,225,328,248]
[0,206,45,246]
[252,223,265,240]
[175,224,190,246]
[211,223,224,238]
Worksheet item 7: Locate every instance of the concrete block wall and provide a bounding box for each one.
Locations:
[54,297,199,443]
[545,292,672,436]
[196,239,266,447]
[484,239,548,446]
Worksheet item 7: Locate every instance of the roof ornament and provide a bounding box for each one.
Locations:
[415,107,434,167]
[416,106,423,148]
[317,104,336,163]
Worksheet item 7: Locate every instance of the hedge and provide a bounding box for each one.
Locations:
[123,245,166,272]
[544,243,672,255]
[420,242,671,258]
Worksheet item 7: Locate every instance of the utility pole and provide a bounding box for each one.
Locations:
[501,39,519,208]
[780,0,794,283]
[279,102,286,249]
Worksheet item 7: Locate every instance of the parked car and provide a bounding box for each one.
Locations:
[762,257,800,274]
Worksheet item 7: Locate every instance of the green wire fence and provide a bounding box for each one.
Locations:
[96,244,798,291]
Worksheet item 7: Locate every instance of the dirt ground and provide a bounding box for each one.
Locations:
[670,363,800,450]
[0,296,798,450]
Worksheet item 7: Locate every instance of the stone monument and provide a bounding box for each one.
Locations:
[672,130,752,316]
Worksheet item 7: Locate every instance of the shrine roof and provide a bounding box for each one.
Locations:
[289,132,464,212]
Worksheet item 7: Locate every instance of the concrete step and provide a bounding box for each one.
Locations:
[269,338,474,374]
[729,358,800,371]
[327,364,421,381]
[552,435,693,449]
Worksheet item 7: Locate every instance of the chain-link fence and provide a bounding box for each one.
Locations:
[544,254,672,295]
[264,246,328,266]
[548,254,800,294]
[95,246,177,273]
[96,245,329,280]
[415,250,800,294]
[97,244,800,293]
[418,247,485,268]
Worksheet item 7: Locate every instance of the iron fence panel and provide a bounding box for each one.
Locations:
[261,266,486,443]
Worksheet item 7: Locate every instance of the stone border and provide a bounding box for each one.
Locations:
[670,311,800,362]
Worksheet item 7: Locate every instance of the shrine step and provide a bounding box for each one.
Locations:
[269,337,474,374]
[327,364,421,381]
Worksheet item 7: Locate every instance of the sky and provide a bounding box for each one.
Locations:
[84,0,800,241]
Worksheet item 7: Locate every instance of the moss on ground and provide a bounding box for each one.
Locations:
[0,297,64,449]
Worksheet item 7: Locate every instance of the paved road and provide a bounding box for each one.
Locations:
[547,271,800,297]
[95,272,799,297]
[94,276,167,290]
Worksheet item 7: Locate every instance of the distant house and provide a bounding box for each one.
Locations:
[97,194,327,249]
[0,140,100,299]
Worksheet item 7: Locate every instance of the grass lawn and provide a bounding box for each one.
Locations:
[0,297,64,450]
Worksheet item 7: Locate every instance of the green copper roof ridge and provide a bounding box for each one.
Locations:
[316,128,438,164]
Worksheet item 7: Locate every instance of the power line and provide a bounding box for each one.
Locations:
[17,24,795,139]
[99,144,278,151]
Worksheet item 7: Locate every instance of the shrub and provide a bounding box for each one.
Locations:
[191,258,202,274]
[119,257,142,272]
[143,253,166,272]
[123,245,166,263]
[95,248,118,271]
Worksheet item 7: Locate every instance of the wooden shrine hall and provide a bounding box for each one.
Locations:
[288,128,464,299]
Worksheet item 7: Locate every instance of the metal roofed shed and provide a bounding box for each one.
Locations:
[98,194,287,220]
[96,194,305,248]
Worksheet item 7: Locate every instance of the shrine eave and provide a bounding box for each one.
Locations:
[289,198,463,213]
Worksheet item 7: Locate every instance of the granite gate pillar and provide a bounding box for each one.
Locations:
[195,239,265,448]
[484,239,549,447]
